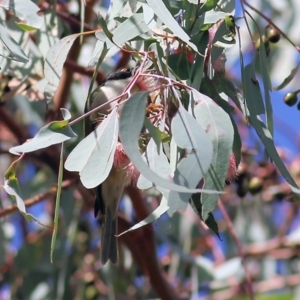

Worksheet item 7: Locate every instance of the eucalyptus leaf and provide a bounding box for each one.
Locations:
[118,197,169,236]
[119,92,223,194]
[145,0,198,52]
[0,24,28,63]
[193,90,234,220]
[9,113,77,155]
[249,115,300,197]
[243,63,265,115]
[44,34,79,103]
[273,63,300,91]
[65,108,118,189]
[0,0,44,29]
[2,157,39,222]
[137,138,172,189]
[167,105,214,215]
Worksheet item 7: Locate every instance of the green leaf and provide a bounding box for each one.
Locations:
[50,143,64,263]
[0,24,29,63]
[0,0,44,29]
[15,23,39,31]
[65,108,118,189]
[9,110,76,155]
[120,92,222,194]
[190,194,221,239]
[273,63,300,91]
[243,63,265,115]
[168,52,192,80]
[145,0,198,52]
[249,115,300,197]
[44,34,79,103]
[144,118,162,152]
[257,36,273,135]
[193,90,234,221]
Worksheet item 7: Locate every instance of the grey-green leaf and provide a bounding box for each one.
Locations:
[0,24,29,63]
[119,92,223,194]
[145,0,198,52]
[44,34,79,103]
[9,119,77,155]
[65,108,118,189]
[0,0,44,29]
[193,90,234,220]
[167,104,214,215]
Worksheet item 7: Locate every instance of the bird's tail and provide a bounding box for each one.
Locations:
[100,209,118,265]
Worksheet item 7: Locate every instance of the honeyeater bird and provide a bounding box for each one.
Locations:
[85,66,150,265]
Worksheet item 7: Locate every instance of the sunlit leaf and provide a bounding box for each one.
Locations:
[145,0,198,52]
[120,92,223,194]
[0,0,44,29]
[0,24,29,63]
[44,34,79,103]
[9,109,76,155]
[167,104,214,215]
[2,156,38,222]
[193,90,234,220]
[273,63,300,91]
[65,108,118,189]
[118,197,169,236]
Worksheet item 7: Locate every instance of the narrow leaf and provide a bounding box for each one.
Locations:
[273,63,300,91]
[118,197,169,236]
[50,143,64,263]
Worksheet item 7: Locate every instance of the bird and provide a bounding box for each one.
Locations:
[84,66,151,265]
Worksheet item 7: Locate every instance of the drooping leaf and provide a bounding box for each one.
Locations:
[193,89,234,221]
[2,156,39,222]
[257,36,273,135]
[65,108,118,189]
[249,115,300,197]
[273,63,300,91]
[50,143,64,263]
[119,92,223,194]
[44,34,79,103]
[145,0,198,52]
[137,138,172,190]
[0,0,44,29]
[243,63,265,115]
[167,104,214,215]
[118,197,169,236]
[9,109,76,155]
[0,24,29,63]
[190,193,221,240]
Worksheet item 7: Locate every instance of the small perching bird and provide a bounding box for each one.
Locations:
[84,66,153,265]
